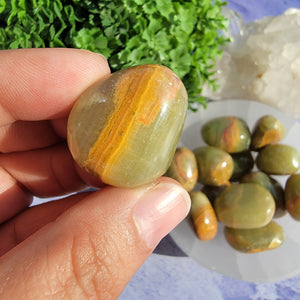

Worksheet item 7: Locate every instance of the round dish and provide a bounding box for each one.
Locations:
[170,99,300,283]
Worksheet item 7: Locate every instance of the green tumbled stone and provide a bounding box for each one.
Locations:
[224,221,285,253]
[230,151,254,181]
[215,183,275,229]
[67,64,188,188]
[256,144,300,175]
[165,147,198,192]
[201,116,251,153]
[285,174,300,221]
[241,171,286,218]
[194,146,233,186]
[251,115,286,150]
[189,191,218,241]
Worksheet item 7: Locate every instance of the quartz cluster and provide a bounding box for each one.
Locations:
[202,8,300,119]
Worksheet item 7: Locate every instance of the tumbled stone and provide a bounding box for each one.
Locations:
[256,144,300,175]
[224,221,285,253]
[214,183,275,229]
[194,146,233,186]
[165,147,198,192]
[201,116,251,153]
[67,64,188,187]
[285,173,300,221]
[190,191,218,241]
[230,150,254,181]
[241,171,286,218]
[251,115,286,150]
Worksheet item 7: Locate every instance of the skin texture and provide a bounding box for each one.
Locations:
[0,49,191,299]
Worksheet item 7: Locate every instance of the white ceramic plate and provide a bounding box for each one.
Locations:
[170,99,300,283]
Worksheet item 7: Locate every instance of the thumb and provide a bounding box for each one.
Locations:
[0,177,190,299]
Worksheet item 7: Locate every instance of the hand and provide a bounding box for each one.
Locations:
[0,49,190,299]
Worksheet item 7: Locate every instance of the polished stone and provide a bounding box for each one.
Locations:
[190,191,218,241]
[215,183,275,229]
[285,173,300,221]
[165,147,198,192]
[241,171,286,218]
[194,146,233,186]
[201,116,251,153]
[224,221,285,253]
[251,115,286,150]
[256,144,300,175]
[230,150,254,181]
[67,64,188,187]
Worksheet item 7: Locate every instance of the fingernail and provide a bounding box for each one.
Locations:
[133,182,191,249]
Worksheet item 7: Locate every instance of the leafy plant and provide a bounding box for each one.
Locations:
[0,0,229,110]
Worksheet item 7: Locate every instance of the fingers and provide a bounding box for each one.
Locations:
[0,48,110,126]
[0,120,61,153]
[0,192,86,256]
[0,166,32,223]
[0,178,191,299]
[0,142,103,224]
[0,143,97,198]
[0,48,110,152]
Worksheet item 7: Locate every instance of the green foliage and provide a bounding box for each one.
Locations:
[0,0,229,109]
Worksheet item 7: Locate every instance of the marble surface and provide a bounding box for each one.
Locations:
[119,1,300,299]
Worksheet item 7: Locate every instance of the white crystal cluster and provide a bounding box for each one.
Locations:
[202,8,300,119]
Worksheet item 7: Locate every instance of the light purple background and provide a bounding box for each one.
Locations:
[120,1,300,299]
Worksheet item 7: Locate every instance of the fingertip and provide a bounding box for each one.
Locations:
[79,49,111,78]
[0,48,112,123]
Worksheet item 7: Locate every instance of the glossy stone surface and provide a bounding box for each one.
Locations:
[215,183,275,229]
[251,115,286,150]
[256,144,300,175]
[193,146,233,186]
[201,116,251,153]
[165,147,198,192]
[241,171,286,218]
[224,221,285,253]
[67,64,188,187]
[190,191,218,241]
[285,174,300,221]
[230,150,254,181]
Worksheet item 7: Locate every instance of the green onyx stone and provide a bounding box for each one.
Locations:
[193,146,233,186]
[230,150,254,182]
[251,115,286,150]
[256,144,300,175]
[224,221,285,253]
[189,191,218,241]
[165,147,198,192]
[285,174,300,221]
[241,171,286,218]
[67,64,188,188]
[201,116,251,153]
[215,183,275,229]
